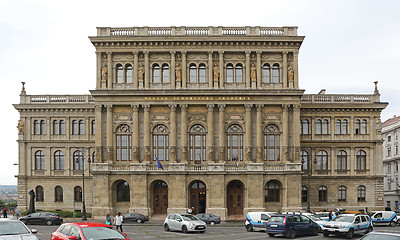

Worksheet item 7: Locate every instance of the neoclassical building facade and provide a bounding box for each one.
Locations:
[14,26,387,219]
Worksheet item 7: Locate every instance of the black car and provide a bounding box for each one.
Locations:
[19,212,63,226]
[195,213,221,225]
[123,213,149,223]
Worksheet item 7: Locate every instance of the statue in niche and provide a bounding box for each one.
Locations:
[144,147,150,162]
[101,65,108,82]
[207,146,214,161]
[170,146,176,161]
[181,147,187,161]
[132,146,139,161]
[138,65,144,82]
[246,146,252,161]
[213,64,219,81]
[17,119,24,134]
[107,147,113,161]
[288,65,294,81]
[218,147,225,161]
[175,64,182,82]
[250,64,256,81]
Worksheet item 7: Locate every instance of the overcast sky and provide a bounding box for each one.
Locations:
[1,0,399,185]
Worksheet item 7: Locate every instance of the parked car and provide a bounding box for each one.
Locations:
[0,218,39,240]
[265,214,320,238]
[19,212,63,225]
[360,231,400,239]
[123,213,149,223]
[245,211,275,232]
[51,222,129,240]
[195,213,221,225]
[369,211,397,226]
[163,213,206,233]
[322,213,372,239]
[303,213,326,231]
[315,211,336,221]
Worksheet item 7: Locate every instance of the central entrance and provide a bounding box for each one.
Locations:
[227,180,244,216]
[189,181,206,214]
[152,180,168,214]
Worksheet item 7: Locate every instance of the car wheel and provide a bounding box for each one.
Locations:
[268,233,275,237]
[210,221,215,225]
[20,219,27,225]
[182,225,188,233]
[323,230,329,237]
[345,229,354,239]
[164,224,170,231]
[365,226,373,234]
[246,224,253,232]
[199,231,205,233]
[312,227,319,236]
[136,219,142,223]
[46,220,53,226]
[288,229,296,239]
[390,221,396,227]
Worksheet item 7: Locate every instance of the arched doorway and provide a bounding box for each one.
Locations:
[227,180,244,216]
[189,181,206,214]
[153,180,168,214]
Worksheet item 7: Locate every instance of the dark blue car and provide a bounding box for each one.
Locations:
[266,214,320,239]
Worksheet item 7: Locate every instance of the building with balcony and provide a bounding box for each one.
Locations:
[14,26,387,219]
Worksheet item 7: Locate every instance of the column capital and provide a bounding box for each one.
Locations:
[293,51,299,55]
[181,51,187,56]
[282,104,290,109]
[244,104,253,110]
[169,104,177,110]
[218,104,226,110]
[207,104,215,110]
[106,105,113,111]
[170,51,176,55]
[131,105,140,111]
[293,104,301,111]
[256,51,262,56]
[245,51,251,55]
[144,51,149,56]
[95,105,102,111]
[132,51,138,56]
[207,51,213,55]
[283,51,288,55]
[96,51,101,56]
[218,50,224,55]
[142,104,150,111]
[180,104,188,110]
[256,104,264,111]
[106,52,112,56]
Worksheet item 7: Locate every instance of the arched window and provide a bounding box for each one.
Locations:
[162,64,170,83]
[53,120,59,135]
[72,120,78,135]
[34,120,40,135]
[301,150,309,171]
[79,120,84,135]
[301,119,309,135]
[301,186,308,203]
[356,150,367,170]
[316,120,322,134]
[73,150,83,170]
[74,186,82,202]
[126,64,133,83]
[322,119,329,134]
[226,64,234,83]
[189,64,197,83]
[265,180,280,202]
[338,185,347,201]
[54,150,64,170]
[153,125,169,161]
[264,124,280,161]
[227,124,243,161]
[189,124,206,162]
[91,120,95,135]
[36,186,44,202]
[116,64,124,83]
[152,64,160,83]
[318,186,327,201]
[342,120,348,134]
[355,119,361,134]
[35,150,45,170]
[262,64,270,83]
[235,64,243,83]
[358,185,366,201]
[55,186,63,202]
[117,181,130,202]
[335,120,341,134]
[116,125,132,161]
[317,150,328,170]
[40,120,46,135]
[337,150,347,170]
[361,120,367,134]
[59,120,65,135]
[199,64,206,83]
[272,64,280,83]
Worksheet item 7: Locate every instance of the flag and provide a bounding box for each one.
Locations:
[156,157,164,170]
[234,155,239,168]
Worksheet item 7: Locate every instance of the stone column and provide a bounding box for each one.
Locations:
[170,51,176,89]
[219,51,224,89]
[107,52,112,89]
[256,51,262,89]
[282,104,289,162]
[292,104,301,162]
[245,51,251,89]
[182,51,187,89]
[106,105,113,163]
[350,116,354,140]
[143,104,151,163]
[144,51,150,89]
[282,52,288,88]
[132,105,140,162]
[96,51,101,89]
[169,104,177,162]
[218,104,226,162]
[293,51,299,89]
[245,104,253,162]
[180,104,188,162]
[207,104,215,162]
[94,106,102,161]
[133,52,139,89]
[208,51,213,88]
[256,104,264,162]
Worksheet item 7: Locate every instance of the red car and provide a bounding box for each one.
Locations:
[51,222,129,240]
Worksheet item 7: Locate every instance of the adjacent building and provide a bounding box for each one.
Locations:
[14,26,388,219]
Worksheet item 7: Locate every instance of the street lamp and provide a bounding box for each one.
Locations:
[302,148,318,213]
[76,148,91,221]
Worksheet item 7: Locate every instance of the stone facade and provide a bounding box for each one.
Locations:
[14,26,387,219]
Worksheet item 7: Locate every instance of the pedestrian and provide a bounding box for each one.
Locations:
[106,213,113,225]
[328,211,333,221]
[2,208,7,218]
[187,207,192,214]
[114,212,124,232]
[12,209,15,217]
[15,208,19,218]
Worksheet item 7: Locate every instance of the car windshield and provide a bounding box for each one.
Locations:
[181,215,199,221]
[268,216,285,223]
[308,215,322,221]
[0,221,31,235]
[362,233,400,240]
[333,216,354,222]
[81,226,126,240]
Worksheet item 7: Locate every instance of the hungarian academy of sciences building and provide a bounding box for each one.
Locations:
[14,26,388,218]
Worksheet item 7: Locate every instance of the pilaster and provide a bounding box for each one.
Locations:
[282,104,289,162]
[245,51,251,89]
[169,104,177,162]
[132,105,140,162]
[107,52,112,89]
[144,51,150,89]
[106,105,113,163]
[180,104,188,162]
[208,51,213,88]
[245,104,253,162]
[133,52,139,89]
[293,51,299,89]
[182,51,187,89]
[256,104,264,162]
[96,51,101,89]
[170,51,176,89]
[219,51,224,89]
[256,51,262,89]
[207,104,215,162]
[218,104,226,162]
[143,104,151,163]
[282,52,288,88]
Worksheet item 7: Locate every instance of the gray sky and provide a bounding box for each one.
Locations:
[1,0,399,185]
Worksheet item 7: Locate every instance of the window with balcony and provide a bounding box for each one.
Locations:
[227,124,243,161]
[153,124,169,161]
[35,150,45,170]
[116,124,132,161]
[264,124,280,161]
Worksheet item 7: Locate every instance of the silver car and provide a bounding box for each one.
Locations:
[0,218,39,240]
[164,213,206,233]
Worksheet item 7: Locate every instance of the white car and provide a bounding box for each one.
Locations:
[323,214,373,239]
[0,218,39,240]
[303,213,326,231]
[164,213,206,233]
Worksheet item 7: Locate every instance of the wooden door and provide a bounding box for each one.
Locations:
[227,181,243,216]
[153,181,168,214]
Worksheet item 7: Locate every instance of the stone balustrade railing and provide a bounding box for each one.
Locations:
[97,26,298,37]
[20,95,95,104]
[301,94,380,103]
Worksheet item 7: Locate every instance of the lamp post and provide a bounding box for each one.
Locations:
[302,153,311,213]
[76,148,90,221]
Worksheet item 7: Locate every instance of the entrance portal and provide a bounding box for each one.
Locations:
[153,181,168,214]
[227,180,244,216]
[189,181,206,214]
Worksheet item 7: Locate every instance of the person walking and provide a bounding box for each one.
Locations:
[106,213,113,225]
[15,208,19,218]
[114,212,124,232]
[2,208,7,218]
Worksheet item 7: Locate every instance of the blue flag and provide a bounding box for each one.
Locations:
[156,157,164,170]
